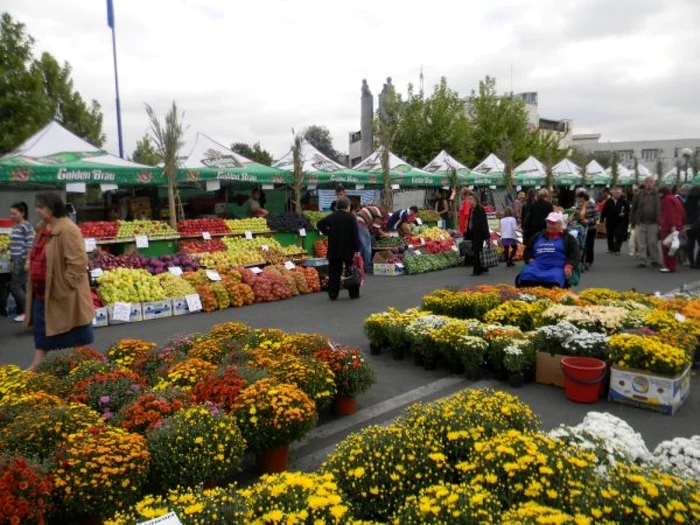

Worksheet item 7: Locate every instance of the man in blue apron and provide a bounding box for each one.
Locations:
[516,212,580,288]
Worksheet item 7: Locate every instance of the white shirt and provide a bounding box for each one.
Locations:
[500,216,518,240]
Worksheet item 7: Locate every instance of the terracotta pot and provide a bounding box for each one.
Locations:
[369,344,382,355]
[333,395,357,416]
[391,346,405,361]
[257,444,290,474]
[413,352,424,366]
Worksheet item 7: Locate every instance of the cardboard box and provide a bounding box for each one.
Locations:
[171,297,192,316]
[608,365,691,415]
[535,351,566,388]
[92,307,108,328]
[373,263,405,276]
[107,303,143,324]
[142,300,173,321]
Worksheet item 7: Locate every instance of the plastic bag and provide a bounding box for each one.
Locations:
[628,227,636,257]
[668,231,681,256]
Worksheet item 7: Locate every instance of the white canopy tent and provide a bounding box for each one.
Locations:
[423,150,470,174]
[473,153,505,175]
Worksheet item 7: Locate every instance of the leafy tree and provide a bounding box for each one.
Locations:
[468,76,530,166]
[303,125,342,163]
[610,152,619,187]
[291,133,304,213]
[0,13,105,153]
[393,77,472,167]
[568,147,593,170]
[131,134,161,166]
[656,157,664,181]
[375,81,404,209]
[231,141,273,166]
[146,102,185,229]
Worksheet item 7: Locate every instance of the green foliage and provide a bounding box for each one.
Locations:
[303,125,342,162]
[131,134,162,166]
[0,13,104,153]
[231,141,273,165]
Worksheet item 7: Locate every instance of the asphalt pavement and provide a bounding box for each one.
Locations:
[1,239,698,469]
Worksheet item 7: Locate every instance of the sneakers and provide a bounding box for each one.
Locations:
[660,268,672,273]
[13,314,25,323]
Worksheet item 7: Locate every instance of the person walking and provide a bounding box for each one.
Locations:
[8,202,34,322]
[513,191,525,224]
[356,204,386,274]
[523,189,554,244]
[457,188,472,237]
[317,197,362,300]
[500,206,518,267]
[572,191,599,269]
[631,176,661,268]
[521,190,536,235]
[466,194,490,276]
[600,188,630,255]
[26,193,94,370]
[683,186,700,268]
[659,186,686,273]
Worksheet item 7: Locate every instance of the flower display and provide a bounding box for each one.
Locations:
[0,365,30,401]
[0,390,63,428]
[531,322,610,359]
[131,345,188,384]
[502,339,535,375]
[116,390,189,433]
[277,333,333,357]
[0,455,54,525]
[314,346,376,398]
[54,426,150,518]
[239,472,350,524]
[541,305,628,333]
[0,403,103,461]
[107,339,158,368]
[482,326,526,372]
[609,334,690,376]
[187,336,226,364]
[483,300,544,332]
[192,366,247,412]
[399,389,540,464]
[69,369,147,419]
[33,346,104,378]
[519,286,576,303]
[648,436,700,482]
[147,405,246,489]
[405,314,452,363]
[105,484,248,525]
[263,355,337,408]
[422,288,502,320]
[391,482,501,524]
[321,424,449,521]
[66,359,123,386]
[232,378,317,453]
[577,288,622,305]
[22,370,69,397]
[364,308,425,350]
[153,358,218,391]
[456,430,597,509]
[208,321,252,341]
[499,502,594,525]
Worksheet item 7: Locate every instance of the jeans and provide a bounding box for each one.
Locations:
[635,223,660,265]
[358,226,372,273]
[9,257,27,315]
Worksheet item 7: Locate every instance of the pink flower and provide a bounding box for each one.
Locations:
[99,396,111,405]
[102,409,113,421]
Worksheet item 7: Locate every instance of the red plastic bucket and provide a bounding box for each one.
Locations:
[560,357,606,403]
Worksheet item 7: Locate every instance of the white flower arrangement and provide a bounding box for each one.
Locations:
[542,305,628,333]
[406,315,451,338]
[517,293,538,303]
[647,436,700,482]
[533,321,609,359]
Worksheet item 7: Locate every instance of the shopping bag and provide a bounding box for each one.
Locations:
[628,227,636,257]
[343,254,364,289]
[459,240,473,258]
[479,242,499,268]
[662,230,677,248]
[669,232,681,256]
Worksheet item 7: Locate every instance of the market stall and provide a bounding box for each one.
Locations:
[663,167,694,186]
[608,164,635,186]
[585,160,611,186]
[469,153,506,187]
[552,158,583,187]
[423,150,471,186]
[354,148,451,188]
[513,156,546,188]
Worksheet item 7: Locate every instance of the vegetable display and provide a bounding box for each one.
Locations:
[266,212,311,233]
[403,251,462,275]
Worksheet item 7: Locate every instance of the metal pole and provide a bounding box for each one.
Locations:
[111,24,124,158]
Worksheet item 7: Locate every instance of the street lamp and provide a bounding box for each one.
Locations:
[681,147,693,183]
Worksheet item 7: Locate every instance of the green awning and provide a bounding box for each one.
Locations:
[554,174,583,186]
[177,164,291,185]
[468,171,505,186]
[514,172,546,187]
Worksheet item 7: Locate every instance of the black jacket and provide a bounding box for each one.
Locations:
[524,231,580,269]
[684,188,700,227]
[466,204,490,243]
[601,197,630,227]
[317,211,360,260]
[524,199,554,238]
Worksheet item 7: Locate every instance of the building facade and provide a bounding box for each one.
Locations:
[572,134,700,174]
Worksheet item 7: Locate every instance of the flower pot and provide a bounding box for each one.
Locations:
[508,372,525,388]
[333,395,357,416]
[369,344,382,355]
[423,355,439,370]
[413,352,424,367]
[257,444,290,474]
[203,478,218,489]
[561,357,606,404]
[449,361,465,375]
[391,346,405,361]
[465,367,482,381]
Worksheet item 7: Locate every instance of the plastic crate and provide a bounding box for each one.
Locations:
[302,230,322,256]
[273,232,301,247]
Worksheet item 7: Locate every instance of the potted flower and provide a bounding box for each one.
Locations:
[314,346,376,415]
[0,454,54,525]
[152,358,217,392]
[106,339,157,369]
[192,366,247,412]
[406,315,451,369]
[146,404,246,489]
[502,340,534,387]
[239,472,350,523]
[69,370,147,421]
[34,346,104,378]
[454,335,489,379]
[115,390,189,433]
[232,378,317,473]
[482,326,524,378]
[54,426,150,521]
[130,345,188,385]
[265,356,337,410]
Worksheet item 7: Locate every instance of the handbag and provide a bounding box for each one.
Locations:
[459,240,473,257]
[479,242,499,268]
[342,254,364,289]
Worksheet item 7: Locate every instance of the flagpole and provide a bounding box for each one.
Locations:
[107,0,124,158]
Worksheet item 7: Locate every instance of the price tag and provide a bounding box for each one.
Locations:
[299,228,307,237]
[135,235,149,248]
[202,231,212,240]
[439,235,446,240]
[185,294,202,312]
[451,245,459,252]
[391,184,400,190]
[420,238,426,245]
[137,511,183,525]
[245,231,253,240]
[66,182,87,193]
[516,185,522,191]
[413,250,422,255]
[675,313,687,323]
[284,261,296,270]
[261,245,270,251]
[84,238,97,252]
[355,184,364,190]
[395,262,404,268]
[262,184,274,190]
[100,183,119,192]
[415,217,423,225]
[168,266,183,276]
[251,266,263,274]
[206,180,221,192]
[90,268,104,278]
[489,185,497,190]
[205,269,221,281]
[112,302,131,322]
[308,184,317,190]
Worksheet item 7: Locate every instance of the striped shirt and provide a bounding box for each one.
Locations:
[357,206,384,233]
[10,222,34,259]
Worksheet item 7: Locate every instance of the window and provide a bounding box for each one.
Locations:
[674,148,679,158]
[641,149,659,161]
[350,131,361,144]
[350,156,362,167]
[617,150,634,162]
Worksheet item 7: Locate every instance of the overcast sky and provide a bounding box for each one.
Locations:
[5,0,700,162]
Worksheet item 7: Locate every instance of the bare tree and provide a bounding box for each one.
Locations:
[146,102,185,229]
[291,133,304,213]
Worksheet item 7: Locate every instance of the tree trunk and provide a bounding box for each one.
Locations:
[167,173,177,229]
[381,147,393,209]
[293,181,302,213]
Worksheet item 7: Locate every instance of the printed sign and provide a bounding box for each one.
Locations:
[66,182,87,193]
[135,235,149,248]
[84,238,97,252]
[206,180,221,192]
[168,266,183,276]
[111,302,131,323]
[284,261,296,270]
[675,313,687,323]
[137,511,183,525]
[355,184,364,190]
[100,184,119,192]
[415,217,423,225]
[206,270,221,281]
[261,245,269,251]
[185,294,202,312]
[391,184,400,190]
[251,267,263,274]
[245,231,253,240]
[90,268,104,278]
[202,231,212,240]
[299,228,307,237]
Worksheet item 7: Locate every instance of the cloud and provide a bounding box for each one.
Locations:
[3,0,699,164]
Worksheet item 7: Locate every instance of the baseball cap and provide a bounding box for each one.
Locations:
[546,212,564,223]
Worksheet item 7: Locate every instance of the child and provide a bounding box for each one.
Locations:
[500,207,518,267]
